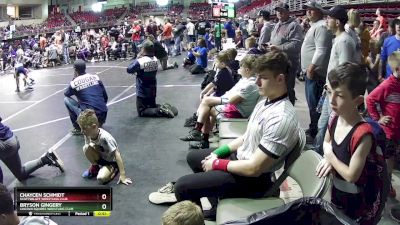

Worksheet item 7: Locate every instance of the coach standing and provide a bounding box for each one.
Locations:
[267,2,304,105]
[300,1,333,139]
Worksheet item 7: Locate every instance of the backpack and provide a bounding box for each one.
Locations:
[329,115,389,225]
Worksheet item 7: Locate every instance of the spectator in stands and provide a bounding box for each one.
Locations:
[357,22,371,65]
[162,201,204,225]
[375,8,387,32]
[239,15,250,42]
[367,51,400,198]
[380,19,400,79]
[313,5,356,154]
[370,20,384,41]
[224,18,236,39]
[186,18,195,44]
[195,14,211,40]
[214,21,223,52]
[345,9,362,63]
[161,18,173,56]
[39,33,47,50]
[61,30,70,65]
[64,60,108,135]
[146,18,158,37]
[173,19,186,56]
[268,2,304,105]
[149,51,300,221]
[301,0,333,140]
[246,36,265,55]
[257,10,273,47]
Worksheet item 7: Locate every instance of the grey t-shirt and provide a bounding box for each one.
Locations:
[222,76,259,117]
[327,31,356,83]
[84,128,118,162]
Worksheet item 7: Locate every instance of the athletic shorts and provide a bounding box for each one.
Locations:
[214,104,243,119]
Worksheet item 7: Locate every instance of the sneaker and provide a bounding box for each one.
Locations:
[24,86,33,90]
[189,140,210,149]
[71,128,82,135]
[390,185,397,198]
[82,165,100,179]
[159,105,175,118]
[180,129,201,142]
[162,103,178,116]
[148,182,177,205]
[184,114,197,127]
[173,62,179,68]
[42,150,65,173]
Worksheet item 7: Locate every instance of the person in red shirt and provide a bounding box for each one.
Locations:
[366,51,400,197]
[160,18,173,56]
[100,34,110,61]
[131,21,141,58]
[375,8,387,31]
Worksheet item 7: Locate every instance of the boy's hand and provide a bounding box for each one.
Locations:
[201,156,216,172]
[117,175,133,185]
[316,158,332,178]
[378,115,392,125]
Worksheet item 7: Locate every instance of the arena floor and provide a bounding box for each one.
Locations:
[0,56,398,225]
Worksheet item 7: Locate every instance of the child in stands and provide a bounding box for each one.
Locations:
[78,109,132,185]
[317,62,387,225]
[366,51,400,198]
[162,201,204,225]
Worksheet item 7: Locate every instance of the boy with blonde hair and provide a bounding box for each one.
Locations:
[77,109,132,185]
[162,201,204,225]
[366,51,400,197]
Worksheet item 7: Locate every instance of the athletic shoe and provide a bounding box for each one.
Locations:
[180,129,201,142]
[24,86,33,90]
[148,182,177,205]
[184,114,197,127]
[82,165,100,179]
[42,150,65,173]
[159,105,175,118]
[189,140,210,149]
[70,128,82,136]
[162,103,178,116]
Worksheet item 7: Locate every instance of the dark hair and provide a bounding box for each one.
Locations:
[390,18,400,30]
[254,50,291,78]
[226,48,237,61]
[197,38,206,48]
[328,62,367,98]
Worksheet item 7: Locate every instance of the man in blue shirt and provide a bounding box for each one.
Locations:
[190,38,208,74]
[224,19,236,39]
[127,41,176,118]
[64,60,108,135]
[381,19,400,79]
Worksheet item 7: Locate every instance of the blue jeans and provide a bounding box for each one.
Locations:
[313,95,331,154]
[63,43,70,64]
[305,77,324,133]
[174,36,182,55]
[64,97,82,129]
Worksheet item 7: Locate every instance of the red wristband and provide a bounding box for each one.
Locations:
[212,159,230,171]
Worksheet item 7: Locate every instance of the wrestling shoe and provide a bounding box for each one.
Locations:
[148,182,177,205]
[162,103,178,116]
[82,165,100,179]
[184,113,197,127]
[189,140,210,149]
[159,104,175,118]
[42,150,65,173]
[179,129,201,141]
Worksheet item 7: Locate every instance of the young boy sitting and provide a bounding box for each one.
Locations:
[366,51,400,198]
[180,55,259,149]
[162,201,204,225]
[77,109,132,185]
[316,62,387,225]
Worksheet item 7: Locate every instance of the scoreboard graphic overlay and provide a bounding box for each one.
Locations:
[15,187,112,217]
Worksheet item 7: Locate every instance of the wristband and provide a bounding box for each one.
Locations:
[212,159,230,171]
[213,144,231,158]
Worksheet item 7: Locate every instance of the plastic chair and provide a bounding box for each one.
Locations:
[215,144,330,224]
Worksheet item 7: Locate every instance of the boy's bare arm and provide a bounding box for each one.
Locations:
[115,149,133,185]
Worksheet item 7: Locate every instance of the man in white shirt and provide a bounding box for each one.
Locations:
[186,18,195,43]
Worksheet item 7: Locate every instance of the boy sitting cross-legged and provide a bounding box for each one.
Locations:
[78,109,132,185]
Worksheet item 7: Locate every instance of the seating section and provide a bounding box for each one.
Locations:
[188,3,212,19]
[46,12,70,28]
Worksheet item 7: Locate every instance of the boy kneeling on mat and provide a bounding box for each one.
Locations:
[78,109,132,185]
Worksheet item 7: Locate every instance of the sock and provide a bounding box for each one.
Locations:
[195,122,203,132]
[202,133,209,142]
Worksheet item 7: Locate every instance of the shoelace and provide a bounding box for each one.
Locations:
[158,183,174,193]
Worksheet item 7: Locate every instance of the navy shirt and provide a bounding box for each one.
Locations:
[64,73,108,114]
[213,67,235,97]
[0,117,13,141]
[224,21,235,39]
[127,55,158,98]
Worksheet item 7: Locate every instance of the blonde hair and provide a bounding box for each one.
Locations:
[347,9,361,27]
[388,51,400,72]
[162,201,204,225]
[245,36,257,49]
[216,51,231,65]
[77,109,99,128]
[240,54,257,70]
